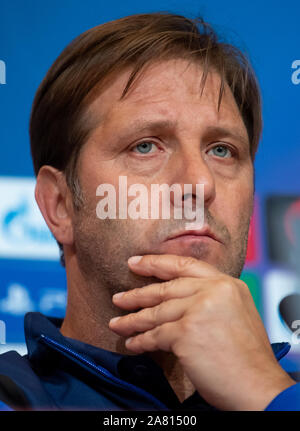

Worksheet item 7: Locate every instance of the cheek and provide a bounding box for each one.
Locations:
[78,150,123,209]
[216,174,254,234]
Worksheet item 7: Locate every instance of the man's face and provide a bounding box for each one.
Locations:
[71,59,254,294]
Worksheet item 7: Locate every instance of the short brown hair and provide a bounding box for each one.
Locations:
[30,12,262,264]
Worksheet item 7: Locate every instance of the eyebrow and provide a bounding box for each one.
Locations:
[118,119,178,136]
[112,119,249,148]
[204,126,249,147]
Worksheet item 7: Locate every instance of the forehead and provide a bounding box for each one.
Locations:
[86,59,247,138]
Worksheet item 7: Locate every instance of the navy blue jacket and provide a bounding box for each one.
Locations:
[0,312,298,411]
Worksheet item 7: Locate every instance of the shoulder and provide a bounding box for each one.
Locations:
[0,349,33,378]
[0,350,32,410]
[0,350,52,410]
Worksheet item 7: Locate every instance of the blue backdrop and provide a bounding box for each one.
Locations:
[0,0,300,376]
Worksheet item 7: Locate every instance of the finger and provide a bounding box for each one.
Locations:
[109,296,194,337]
[128,254,220,280]
[124,321,178,354]
[112,277,199,310]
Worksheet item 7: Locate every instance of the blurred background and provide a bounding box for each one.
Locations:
[0,0,299,379]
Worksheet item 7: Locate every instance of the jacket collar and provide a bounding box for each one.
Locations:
[24,311,291,371]
[24,312,126,376]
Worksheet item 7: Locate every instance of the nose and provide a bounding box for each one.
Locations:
[169,148,216,208]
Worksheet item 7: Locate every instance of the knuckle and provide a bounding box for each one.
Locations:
[152,324,162,338]
[215,278,244,304]
[158,282,167,302]
[127,313,137,326]
[139,305,159,327]
[180,314,198,335]
[198,295,214,313]
[157,281,171,301]
[176,256,196,270]
[130,288,141,300]
[151,303,162,323]
[147,254,159,269]
[193,289,217,314]
[138,307,150,324]
[216,278,235,294]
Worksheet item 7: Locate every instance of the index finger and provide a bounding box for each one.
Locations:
[128,254,220,280]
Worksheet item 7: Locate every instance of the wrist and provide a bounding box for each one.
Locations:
[232,370,296,411]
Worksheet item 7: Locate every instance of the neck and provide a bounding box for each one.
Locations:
[149,351,195,402]
[60,258,195,402]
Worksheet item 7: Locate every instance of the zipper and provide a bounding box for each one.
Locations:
[40,334,168,409]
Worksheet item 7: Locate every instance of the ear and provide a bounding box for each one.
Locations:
[35,166,74,247]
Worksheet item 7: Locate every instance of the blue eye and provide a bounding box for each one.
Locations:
[208,145,232,158]
[133,142,158,154]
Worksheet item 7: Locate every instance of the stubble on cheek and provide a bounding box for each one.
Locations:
[221,202,253,279]
[222,222,250,278]
[73,211,166,296]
